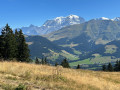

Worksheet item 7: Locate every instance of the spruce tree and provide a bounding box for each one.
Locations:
[102,64,106,71]
[0,34,4,59]
[114,60,119,71]
[107,63,113,72]
[41,57,48,65]
[15,29,19,58]
[44,57,47,64]
[0,24,17,60]
[35,57,40,64]
[7,30,17,59]
[61,58,70,68]
[76,64,80,69]
[41,58,44,64]
[0,24,30,62]
[118,61,120,71]
[17,29,30,62]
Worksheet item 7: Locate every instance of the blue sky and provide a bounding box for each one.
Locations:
[0,0,120,28]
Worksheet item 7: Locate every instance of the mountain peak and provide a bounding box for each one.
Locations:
[54,16,65,20]
[112,17,120,21]
[67,15,80,19]
[54,15,80,21]
[29,24,35,27]
[94,17,110,20]
[21,15,85,35]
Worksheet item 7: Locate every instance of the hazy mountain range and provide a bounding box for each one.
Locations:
[18,16,120,36]
[20,16,120,35]
[1,15,120,69]
[1,15,120,35]
[20,15,85,35]
[46,19,120,43]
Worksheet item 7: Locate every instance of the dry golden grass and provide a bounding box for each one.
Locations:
[0,61,120,90]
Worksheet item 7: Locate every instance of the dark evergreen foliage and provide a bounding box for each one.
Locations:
[61,58,70,68]
[107,63,113,71]
[17,30,30,62]
[102,61,120,72]
[102,65,106,71]
[44,57,47,64]
[41,57,48,65]
[114,60,120,71]
[0,24,30,62]
[76,64,80,69]
[35,57,40,64]
[0,24,17,60]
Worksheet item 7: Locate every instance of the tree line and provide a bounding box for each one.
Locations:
[35,57,74,68]
[35,57,81,69]
[102,60,120,71]
[0,24,30,62]
[35,57,70,68]
[0,24,80,69]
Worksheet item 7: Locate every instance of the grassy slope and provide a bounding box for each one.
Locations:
[0,62,120,90]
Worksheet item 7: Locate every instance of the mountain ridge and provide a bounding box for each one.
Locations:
[20,15,85,35]
[45,19,120,43]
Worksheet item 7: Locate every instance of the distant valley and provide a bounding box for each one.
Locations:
[1,15,120,70]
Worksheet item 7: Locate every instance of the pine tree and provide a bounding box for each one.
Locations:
[0,24,17,60]
[107,63,113,71]
[118,61,120,71]
[114,60,120,71]
[44,57,47,64]
[41,58,44,64]
[114,60,119,71]
[61,58,70,68]
[102,64,106,71]
[41,57,48,65]
[0,34,4,59]
[7,30,17,59]
[35,57,40,64]
[17,29,30,62]
[0,24,30,62]
[15,29,19,58]
[76,64,80,69]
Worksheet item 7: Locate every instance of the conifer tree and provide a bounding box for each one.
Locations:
[7,30,17,59]
[35,57,40,64]
[41,58,44,64]
[0,24,30,62]
[114,60,119,71]
[76,64,80,69]
[107,63,113,71]
[41,57,48,65]
[17,29,30,62]
[44,57,47,64]
[102,64,106,71]
[118,61,120,71]
[61,58,70,68]
[0,24,17,60]
[114,60,120,71]
[0,34,4,59]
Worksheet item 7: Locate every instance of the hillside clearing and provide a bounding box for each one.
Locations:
[0,62,120,90]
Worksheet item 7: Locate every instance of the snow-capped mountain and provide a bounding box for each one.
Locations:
[112,17,120,21]
[94,17,110,20]
[21,15,85,35]
[94,17,120,21]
